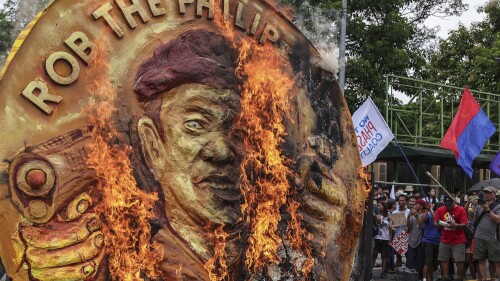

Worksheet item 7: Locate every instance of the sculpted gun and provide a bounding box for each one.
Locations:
[7,126,95,224]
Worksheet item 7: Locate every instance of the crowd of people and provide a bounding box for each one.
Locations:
[371,184,500,281]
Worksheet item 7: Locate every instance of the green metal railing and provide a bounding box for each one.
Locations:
[384,74,500,153]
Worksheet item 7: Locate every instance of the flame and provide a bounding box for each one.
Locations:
[85,43,162,280]
[211,1,313,277]
[204,224,230,281]
[236,41,294,271]
[175,264,183,280]
[358,167,372,201]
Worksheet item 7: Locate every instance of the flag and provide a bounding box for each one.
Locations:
[440,88,496,178]
[390,183,395,200]
[352,97,394,166]
[490,151,500,176]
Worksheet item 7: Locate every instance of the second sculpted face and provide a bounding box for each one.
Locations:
[138,83,242,256]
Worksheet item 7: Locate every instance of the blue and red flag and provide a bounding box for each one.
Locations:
[489,151,500,176]
[440,87,496,178]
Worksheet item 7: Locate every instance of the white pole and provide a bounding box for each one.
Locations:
[338,0,347,92]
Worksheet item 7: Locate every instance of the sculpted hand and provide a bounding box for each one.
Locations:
[17,192,105,281]
[295,153,347,256]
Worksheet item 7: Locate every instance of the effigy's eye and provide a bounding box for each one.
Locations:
[185,120,205,131]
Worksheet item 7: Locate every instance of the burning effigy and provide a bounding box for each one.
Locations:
[0,0,365,280]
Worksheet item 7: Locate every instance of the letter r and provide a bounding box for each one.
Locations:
[21,80,62,115]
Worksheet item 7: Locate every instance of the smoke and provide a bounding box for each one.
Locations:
[291,2,340,78]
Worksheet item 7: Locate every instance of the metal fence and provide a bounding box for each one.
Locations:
[384,74,500,153]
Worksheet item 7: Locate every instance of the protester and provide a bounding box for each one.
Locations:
[406,198,426,279]
[434,197,468,281]
[383,186,390,196]
[422,203,442,281]
[386,199,397,274]
[373,201,391,279]
[374,185,383,199]
[473,186,500,281]
[392,194,410,268]
[455,190,464,205]
[465,203,477,280]
[396,188,405,198]
[406,185,414,196]
[426,188,439,210]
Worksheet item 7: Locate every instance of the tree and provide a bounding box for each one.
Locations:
[0,0,50,69]
[345,0,468,112]
[0,11,13,57]
[424,0,500,95]
[282,0,467,113]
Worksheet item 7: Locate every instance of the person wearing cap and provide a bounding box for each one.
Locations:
[473,186,500,281]
[405,185,414,196]
[396,188,405,196]
[434,196,468,281]
[406,198,427,279]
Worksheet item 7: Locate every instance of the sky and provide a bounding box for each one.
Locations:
[425,0,489,38]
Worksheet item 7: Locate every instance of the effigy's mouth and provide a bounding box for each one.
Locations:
[194,175,241,201]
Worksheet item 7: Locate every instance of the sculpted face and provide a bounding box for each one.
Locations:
[0,17,365,279]
[138,83,242,258]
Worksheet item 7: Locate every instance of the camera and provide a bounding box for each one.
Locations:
[477,189,486,205]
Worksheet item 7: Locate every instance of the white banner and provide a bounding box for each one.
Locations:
[390,230,409,256]
[352,97,394,166]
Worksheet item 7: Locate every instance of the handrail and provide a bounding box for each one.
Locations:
[384,75,499,153]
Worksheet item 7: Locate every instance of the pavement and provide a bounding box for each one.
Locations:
[371,266,438,281]
[369,257,484,281]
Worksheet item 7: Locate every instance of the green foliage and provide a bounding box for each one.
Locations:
[0,0,16,65]
[345,0,466,113]
[282,0,466,114]
[0,11,13,55]
[418,0,500,146]
[424,0,500,95]
[2,0,19,21]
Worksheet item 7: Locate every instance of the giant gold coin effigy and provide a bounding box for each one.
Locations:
[0,0,365,280]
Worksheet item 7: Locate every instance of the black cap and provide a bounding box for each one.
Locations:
[443,197,454,206]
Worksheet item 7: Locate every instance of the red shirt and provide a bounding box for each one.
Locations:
[434,205,467,244]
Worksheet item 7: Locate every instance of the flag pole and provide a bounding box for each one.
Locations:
[393,139,427,199]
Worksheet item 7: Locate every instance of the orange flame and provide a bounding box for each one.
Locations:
[211,0,313,277]
[204,224,230,281]
[358,167,372,201]
[236,42,301,272]
[85,44,162,280]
